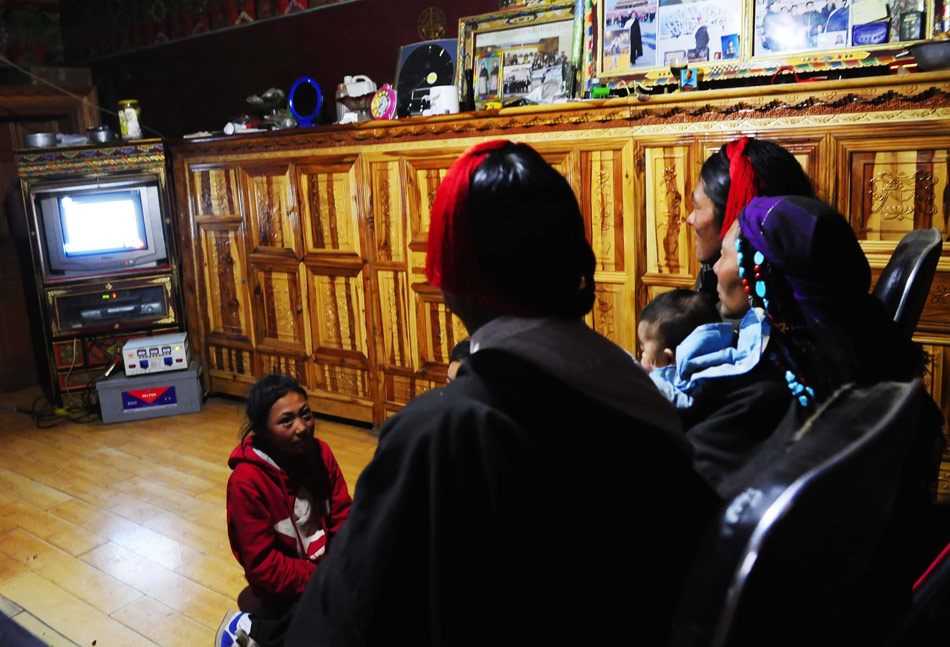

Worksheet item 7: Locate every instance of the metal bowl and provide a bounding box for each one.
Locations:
[24,132,57,148]
[88,125,116,143]
[909,40,950,72]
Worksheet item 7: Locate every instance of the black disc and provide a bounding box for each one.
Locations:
[396,44,454,116]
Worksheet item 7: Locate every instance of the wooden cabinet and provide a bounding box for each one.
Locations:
[171,72,950,496]
[14,141,184,405]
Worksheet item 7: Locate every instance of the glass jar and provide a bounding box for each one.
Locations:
[118,99,142,140]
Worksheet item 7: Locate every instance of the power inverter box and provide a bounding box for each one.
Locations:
[96,361,202,424]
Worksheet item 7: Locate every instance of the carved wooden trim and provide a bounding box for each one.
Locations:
[15,140,166,176]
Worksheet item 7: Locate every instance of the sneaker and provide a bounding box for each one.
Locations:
[215,610,258,647]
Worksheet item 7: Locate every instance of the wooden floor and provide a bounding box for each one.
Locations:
[0,386,378,647]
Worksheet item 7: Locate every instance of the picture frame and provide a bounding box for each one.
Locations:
[458,2,579,108]
[900,10,923,40]
[680,67,699,89]
[751,0,930,59]
[582,0,934,91]
[597,0,746,79]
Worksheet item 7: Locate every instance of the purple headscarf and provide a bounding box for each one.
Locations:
[737,196,873,342]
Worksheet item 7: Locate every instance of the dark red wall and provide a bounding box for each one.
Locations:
[77,0,496,139]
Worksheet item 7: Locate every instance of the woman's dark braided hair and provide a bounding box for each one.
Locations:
[735,232,839,407]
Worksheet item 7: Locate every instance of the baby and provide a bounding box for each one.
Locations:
[640,288,771,409]
[638,289,721,372]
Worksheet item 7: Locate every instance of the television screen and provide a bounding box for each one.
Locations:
[60,191,148,257]
[32,174,168,280]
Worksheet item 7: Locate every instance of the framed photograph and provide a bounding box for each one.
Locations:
[598,0,744,75]
[582,0,934,90]
[899,10,923,41]
[754,0,851,55]
[475,53,504,101]
[890,0,926,41]
[753,0,929,59]
[680,67,699,89]
[500,0,564,7]
[459,3,578,108]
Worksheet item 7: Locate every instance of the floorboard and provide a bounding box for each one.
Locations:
[0,386,378,646]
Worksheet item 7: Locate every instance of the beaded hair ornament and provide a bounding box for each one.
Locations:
[735,231,816,408]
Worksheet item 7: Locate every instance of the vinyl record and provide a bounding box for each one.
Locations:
[396,43,454,117]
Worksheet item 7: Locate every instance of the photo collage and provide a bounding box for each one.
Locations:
[473,19,575,103]
[602,0,743,73]
[754,0,852,54]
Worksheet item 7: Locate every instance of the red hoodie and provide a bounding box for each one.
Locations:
[226,436,351,606]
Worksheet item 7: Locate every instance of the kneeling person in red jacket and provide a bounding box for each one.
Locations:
[226,374,352,617]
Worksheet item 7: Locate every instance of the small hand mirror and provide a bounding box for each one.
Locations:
[289,77,323,128]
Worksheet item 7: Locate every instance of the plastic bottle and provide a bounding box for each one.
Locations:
[335,84,347,123]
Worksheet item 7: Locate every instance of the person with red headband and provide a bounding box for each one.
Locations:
[284,140,720,647]
[688,136,814,304]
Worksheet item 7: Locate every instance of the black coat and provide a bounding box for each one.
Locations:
[682,363,795,500]
[695,24,709,51]
[285,348,720,646]
[629,17,643,62]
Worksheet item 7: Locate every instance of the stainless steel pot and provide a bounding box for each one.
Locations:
[24,132,57,148]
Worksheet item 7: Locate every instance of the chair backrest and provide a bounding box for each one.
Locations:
[887,540,950,646]
[673,380,925,647]
[871,229,943,339]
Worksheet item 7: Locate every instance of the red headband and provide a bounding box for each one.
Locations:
[425,139,509,296]
[719,136,759,239]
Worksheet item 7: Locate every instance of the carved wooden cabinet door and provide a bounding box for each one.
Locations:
[368,154,422,418]
[842,141,949,243]
[190,165,256,387]
[241,163,312,387]
[642,144,692,284]
[839,137,950,429]
[368,151,470,419]
[243,164,301,258]
[198,223,252,341]
[839,138,950,333]
[405,152,469,365]
[297,155,375,423]
[249,260,310,363]
[575,141,636,350]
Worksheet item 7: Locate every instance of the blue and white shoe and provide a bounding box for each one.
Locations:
[215,611,257,647]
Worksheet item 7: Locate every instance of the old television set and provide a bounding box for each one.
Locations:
[31,174,168,280]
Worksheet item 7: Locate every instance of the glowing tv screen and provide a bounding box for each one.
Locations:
[60,191,148,257]
[32,174,168,279]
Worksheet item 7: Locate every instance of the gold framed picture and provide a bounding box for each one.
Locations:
[583,0,935,91]
[598,0,746,78]
[458,2,580,108]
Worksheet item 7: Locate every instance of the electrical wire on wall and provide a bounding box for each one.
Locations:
[0,51,166,139]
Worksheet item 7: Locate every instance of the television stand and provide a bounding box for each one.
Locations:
[14,140,186,408]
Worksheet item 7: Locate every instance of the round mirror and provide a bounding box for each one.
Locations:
[289,77,323,127]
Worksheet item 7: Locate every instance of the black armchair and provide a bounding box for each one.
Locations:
[887,540,950,646]
[673,380,930,647]
[871,228,942,339]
